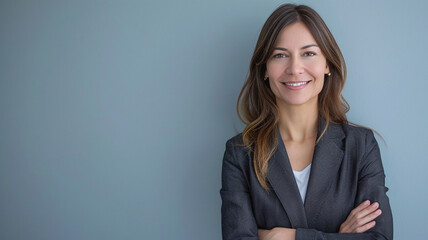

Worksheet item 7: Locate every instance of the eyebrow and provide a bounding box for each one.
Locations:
[274,44,318,51]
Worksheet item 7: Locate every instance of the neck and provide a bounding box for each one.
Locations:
[277,98,319,142]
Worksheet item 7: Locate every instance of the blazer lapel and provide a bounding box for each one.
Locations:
[304,119,345,225]
[267,128,308,228]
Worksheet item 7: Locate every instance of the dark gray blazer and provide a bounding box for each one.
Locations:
[220,120,393,240]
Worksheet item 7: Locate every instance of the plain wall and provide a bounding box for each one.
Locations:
[1,0,427,239]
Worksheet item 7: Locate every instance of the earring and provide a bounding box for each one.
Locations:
[264,77,268,80]
[326,72,331,76]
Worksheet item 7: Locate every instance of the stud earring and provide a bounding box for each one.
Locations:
[326,72,331,76]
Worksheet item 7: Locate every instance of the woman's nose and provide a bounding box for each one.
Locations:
[285,56,304,75]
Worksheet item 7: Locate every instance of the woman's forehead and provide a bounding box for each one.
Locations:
[275,22,317,49]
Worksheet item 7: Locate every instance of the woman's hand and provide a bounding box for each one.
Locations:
[258,227,296,240]
[339,200,382,233]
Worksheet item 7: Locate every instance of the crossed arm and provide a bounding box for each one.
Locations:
[258,200,382,240]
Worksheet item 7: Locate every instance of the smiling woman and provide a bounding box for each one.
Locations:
[220,4,393,240]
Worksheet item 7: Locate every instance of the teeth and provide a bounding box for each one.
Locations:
[284,81,309,87]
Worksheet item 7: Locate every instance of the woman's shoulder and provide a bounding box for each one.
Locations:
[338,122,378,147]
[222,133,252,169]
[223,132,253,158]
[224,132,246,150]
[225,132,243,143]
[341,122,373,135]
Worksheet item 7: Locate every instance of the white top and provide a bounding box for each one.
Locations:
[292,163,312,204]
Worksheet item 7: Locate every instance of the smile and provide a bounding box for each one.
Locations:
[281,80,312,90]
[283,81,311,86]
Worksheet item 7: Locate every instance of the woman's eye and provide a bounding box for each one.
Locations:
[273,53,287,58]
[303,51,316,57]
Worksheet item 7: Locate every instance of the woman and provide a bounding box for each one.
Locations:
[220,4,393,240]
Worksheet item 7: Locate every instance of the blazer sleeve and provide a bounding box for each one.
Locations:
[295,130,393,240]
[220,139,258,240]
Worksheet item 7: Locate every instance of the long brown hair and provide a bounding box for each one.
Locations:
[237,4,349,190]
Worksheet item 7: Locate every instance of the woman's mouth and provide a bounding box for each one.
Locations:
[281,80,311,90]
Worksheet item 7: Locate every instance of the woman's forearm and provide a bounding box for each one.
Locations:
[258,227,296,240]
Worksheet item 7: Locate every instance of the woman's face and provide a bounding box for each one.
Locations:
[266,22,330,107]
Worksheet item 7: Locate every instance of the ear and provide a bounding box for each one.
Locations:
[325,63,330,74]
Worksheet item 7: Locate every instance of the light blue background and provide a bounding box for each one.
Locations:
[1,0,427,239]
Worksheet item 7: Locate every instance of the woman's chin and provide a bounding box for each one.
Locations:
[277,96,318,107]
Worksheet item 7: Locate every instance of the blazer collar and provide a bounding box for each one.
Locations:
[266,118,345,228]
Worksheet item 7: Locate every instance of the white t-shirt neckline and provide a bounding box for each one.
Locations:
[292,163,312,204]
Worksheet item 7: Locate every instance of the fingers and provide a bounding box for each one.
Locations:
[356,206,382,228]
[351,200,371,215]
[353,202,380,220]
[355,220,376,233]
[340,200,382,233]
